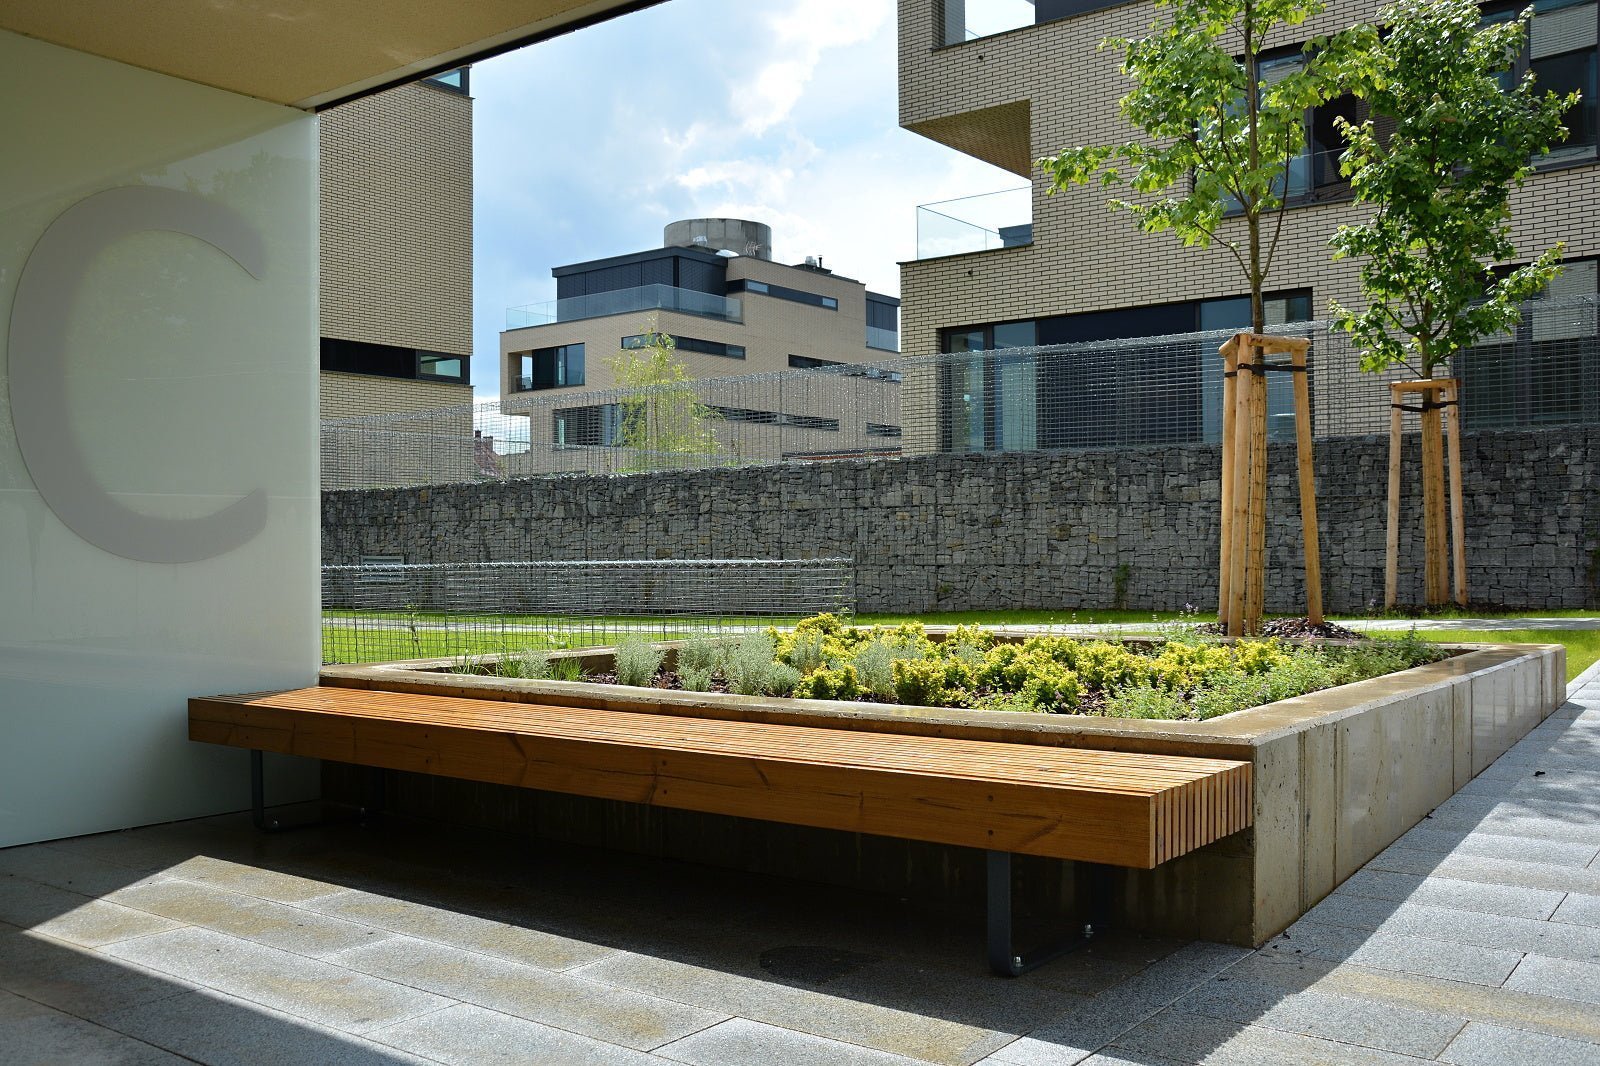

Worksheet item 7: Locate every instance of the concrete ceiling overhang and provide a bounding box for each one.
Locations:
[0,0,664,110]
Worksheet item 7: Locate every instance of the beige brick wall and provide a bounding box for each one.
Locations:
[319,371,472,422]
[897,0,1600,362]
[320,80,472,358]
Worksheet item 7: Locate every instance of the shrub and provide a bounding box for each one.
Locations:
[498,648,550,680]
[1017,661,1084,712]
[1104,683,1190,720]
[785,629,828,674]
[795,663,861,700]
[767,662,803,697]
[680,664,714,692]
[852,638,902,699]
[728,634,778,696]
[614,635,664,688]
[677,635,718,675]
[1148,641,1233,690]
[893,657,977,708]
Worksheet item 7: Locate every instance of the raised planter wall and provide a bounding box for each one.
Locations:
[321,426,1600,614]
[322,640,1565,946]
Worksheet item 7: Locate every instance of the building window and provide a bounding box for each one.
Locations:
[710,406,840,431]
[866,423,903,438]
[622,334,745,359]
[1485,0,1599,165]
[1457,257,1599,427]
[789,354,840,369]
[423,67,470,94]
[321,337,468,384]
[418,354,464,381]
[729,279,839,310]
[554,403,620,446]
[514,344,585,392]
[938,292,1313,453]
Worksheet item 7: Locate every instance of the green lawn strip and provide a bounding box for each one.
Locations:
[1413,628,1600,683]
[321,624,701,665]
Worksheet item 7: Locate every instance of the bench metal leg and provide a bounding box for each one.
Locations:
[250,750,379,834]
[987,850,1111,977]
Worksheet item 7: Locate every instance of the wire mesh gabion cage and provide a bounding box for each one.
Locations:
[321,294,1600,492]
[321,558,855,664]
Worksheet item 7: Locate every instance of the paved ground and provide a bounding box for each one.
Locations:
[5,666,1600,1065]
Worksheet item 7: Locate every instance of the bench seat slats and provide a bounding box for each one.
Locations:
[190,687,1253,870]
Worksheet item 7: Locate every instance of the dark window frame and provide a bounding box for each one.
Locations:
[622,333,746,360]
[729,278,839,311]
[512,343,586,392]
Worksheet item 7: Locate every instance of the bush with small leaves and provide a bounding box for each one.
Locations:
[677,635,718,675]
[766,662,802,697]
[892,657,977,708]
[614,635,664,688]
[851,638,901,699]
[1017,661,1084,713]
[785,629,828,674]
[794,663,861,700]
[728,634,777,696]
[1104,683,1190,720]
[679,664,714,692]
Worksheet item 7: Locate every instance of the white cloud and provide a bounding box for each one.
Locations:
[467,0,1021,396]
[733,0,890,135]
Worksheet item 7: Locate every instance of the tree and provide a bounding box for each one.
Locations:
[1040,0,1366,332]
[611,325,723,472]
[1328,0,1575,377]
[1329,0,1575,607]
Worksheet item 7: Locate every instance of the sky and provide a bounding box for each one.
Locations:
[468,0,1017,398]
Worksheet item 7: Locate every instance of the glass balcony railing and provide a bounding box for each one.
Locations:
[940,0,1072,46]
[915,187,1032,260]
[866,326,900,352]
[506,284,743,330]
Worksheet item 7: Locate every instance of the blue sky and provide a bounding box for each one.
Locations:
[468,0,1016,397]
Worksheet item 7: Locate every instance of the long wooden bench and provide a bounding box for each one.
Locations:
[190,686,1253,975]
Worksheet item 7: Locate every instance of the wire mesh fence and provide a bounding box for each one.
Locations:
[321,295,1600,490]
[322,558,855,664]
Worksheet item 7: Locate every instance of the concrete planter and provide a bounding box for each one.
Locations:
[322,637,1565,946]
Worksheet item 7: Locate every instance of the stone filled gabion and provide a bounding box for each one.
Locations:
[321,426,1600,615]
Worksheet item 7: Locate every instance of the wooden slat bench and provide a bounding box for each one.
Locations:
[190,686,1253,975]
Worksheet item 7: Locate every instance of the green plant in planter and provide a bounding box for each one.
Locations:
[614,635,663,688]
[794,663,861,701]
[728,634,778,696]
[680,664,714,692]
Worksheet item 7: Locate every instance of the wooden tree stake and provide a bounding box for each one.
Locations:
[1218,344,1239,623]
[1384,379,1466,608]
[1217,333,1319,636]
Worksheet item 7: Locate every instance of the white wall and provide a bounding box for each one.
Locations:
[0,31,321,846]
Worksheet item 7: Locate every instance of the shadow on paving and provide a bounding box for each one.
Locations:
[2,698,1596,1065]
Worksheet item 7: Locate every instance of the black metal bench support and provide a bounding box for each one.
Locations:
[987,850,1113,977]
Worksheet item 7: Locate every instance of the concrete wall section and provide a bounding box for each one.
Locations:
[0,30,320,847]
[323,426,1600,614]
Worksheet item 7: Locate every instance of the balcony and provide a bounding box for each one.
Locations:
[506,284,743,330]
[866,325,900,351]
[915,187,1032,260]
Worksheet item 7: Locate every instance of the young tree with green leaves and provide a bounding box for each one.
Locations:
[1330,0,1574,607]
[611,324,723,472]
[1040,0,1368,333]
[1328,0,1575,377]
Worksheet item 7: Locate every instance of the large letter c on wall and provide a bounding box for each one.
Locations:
[8,186,269,563]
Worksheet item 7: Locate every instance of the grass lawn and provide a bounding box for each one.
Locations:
[324,608,1600,680]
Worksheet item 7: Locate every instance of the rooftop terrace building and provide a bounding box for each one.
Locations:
[898,0,1598,451]
[498,221,904,470]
